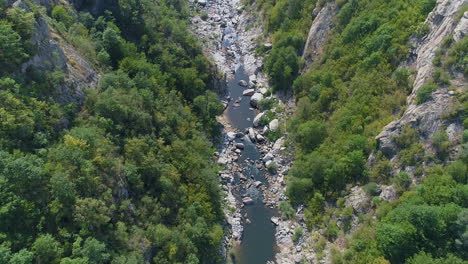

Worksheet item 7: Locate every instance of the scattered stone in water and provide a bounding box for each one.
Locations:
[239,174,247,181]
[248,128,256,141]
[271,217,280,226]
[242,89,255,96]
[239,80,248,87]
[242,197,254,205]
[236,143,245,149]
[256,134,265,142]
[227,132,237,141]
[254,181,262,188]
[263,153,274,162]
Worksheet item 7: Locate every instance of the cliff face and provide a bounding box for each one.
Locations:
[12,0,100,103]
[374,0,467,167]
[301,1,337,72]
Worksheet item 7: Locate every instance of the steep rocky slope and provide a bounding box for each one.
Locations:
[301,1,337,72]
[374,0,467,173]
[12,0,100,103]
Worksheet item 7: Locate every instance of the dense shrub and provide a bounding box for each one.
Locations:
[417,84,437,104]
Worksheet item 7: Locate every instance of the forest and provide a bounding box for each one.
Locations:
[0,0,224,263]
[249,0,468,263]
[0,0,466,263]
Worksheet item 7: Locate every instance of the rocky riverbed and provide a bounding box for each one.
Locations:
[189,0,319,263]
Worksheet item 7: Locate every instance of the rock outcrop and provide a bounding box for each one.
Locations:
[14,0,100,103]
[301,1,337,71]
[375,0,467,161]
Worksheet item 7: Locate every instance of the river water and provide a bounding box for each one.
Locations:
[224,67,278,264]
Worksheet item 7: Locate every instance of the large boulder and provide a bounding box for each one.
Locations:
[269,119,279,131]
[263,153,274,162]
[253,112,265,127]
[272,137,285,154]
[250,93,263,107]
[248,128,256,141]
[379,185,397,202]
[270,216,280,226]
[227,132,237,141]
[345,186,370,214]
[242,197,254,205]
[243,89,255,96]
[239,80,248,87]
[454,11,468,41]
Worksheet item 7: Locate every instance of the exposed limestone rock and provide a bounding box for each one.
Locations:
[269,119,279,131]
[454,11,468,41]
[253,112,265,127]
[242,197,254,205]
[217,157,228,165]
[14,0,99,103]
[227,132,237,141]
[376,91,458,157]
[239,79,248,87]
[272,137,286,154]
[446,122,464,144]
[302,1,337,71]
[379,185,397,202]
[407,0,467,102]
[270,217,279,226]
[375,0,467,161]
[250,92,263,107]
[248,127,256,141]
[256,134,265,142]
[242,89,255,96]
[345,186,370,214]
[263,153,274,163]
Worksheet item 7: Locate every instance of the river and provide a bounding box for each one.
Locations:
[224,67,278,263]
[190,0,282,263]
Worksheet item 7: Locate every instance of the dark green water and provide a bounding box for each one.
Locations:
[225,66,277,264]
